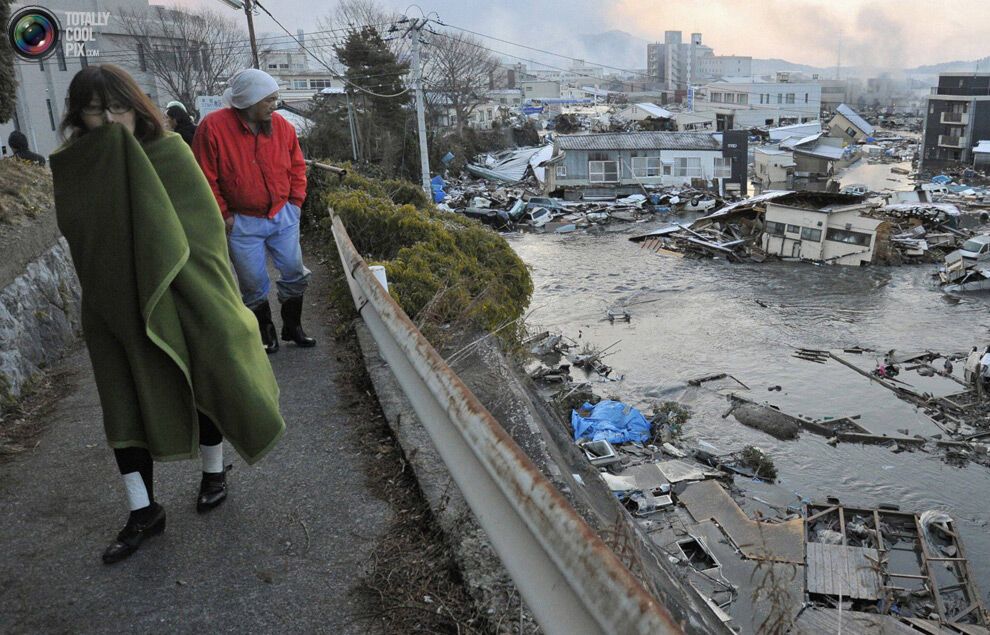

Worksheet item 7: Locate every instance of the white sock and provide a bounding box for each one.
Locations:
[122,472,150,511]
[201,443,223,474]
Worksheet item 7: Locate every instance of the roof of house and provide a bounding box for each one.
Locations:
[768,121,822,141]
[835,104,875,136]
[792,143,846,160]
[974,140,990,154]
[623,102,674,119]
[555,131,721,151]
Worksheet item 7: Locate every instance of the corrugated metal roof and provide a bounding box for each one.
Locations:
[836,103,875,136]
[555,132,721,151]
[974,140,990,154]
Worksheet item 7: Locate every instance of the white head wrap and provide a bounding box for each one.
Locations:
[223,69,280,109]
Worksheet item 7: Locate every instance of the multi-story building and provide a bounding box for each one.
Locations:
[921,73,990,168]
[0,0,184,158]
[646,31,751,93]
[693,75,821,130]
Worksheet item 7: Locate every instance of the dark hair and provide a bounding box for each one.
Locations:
[59,64,165,143]
[8,130,28,151]
[166,105,192,126]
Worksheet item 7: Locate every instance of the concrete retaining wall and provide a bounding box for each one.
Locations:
[0,209,81,409]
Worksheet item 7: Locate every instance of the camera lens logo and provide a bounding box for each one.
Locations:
[7,6,62,61]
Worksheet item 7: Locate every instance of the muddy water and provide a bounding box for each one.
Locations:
[509,229,990,590]
[837,159,914,192]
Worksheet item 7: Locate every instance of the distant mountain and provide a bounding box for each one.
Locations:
[907,57,990,75]
[750,58,828,76]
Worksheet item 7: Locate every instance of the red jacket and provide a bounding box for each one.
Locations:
[192,108,307,220]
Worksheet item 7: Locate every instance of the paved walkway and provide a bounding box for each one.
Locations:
[0,264,391,633]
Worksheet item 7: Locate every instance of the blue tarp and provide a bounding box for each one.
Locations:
[932,175,952,185]
[430,175,446,203]
[571,400,651,444]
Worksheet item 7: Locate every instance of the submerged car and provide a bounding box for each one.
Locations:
[524,207,552,228]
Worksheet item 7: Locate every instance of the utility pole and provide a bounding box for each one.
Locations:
[408,17,431,194]
[217,0,259,69]
[244,0,259,69]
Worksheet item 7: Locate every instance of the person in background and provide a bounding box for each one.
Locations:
[165,103,197,146]
[7,130,46,166]
[50,64,284,564]
[192,68,315,353]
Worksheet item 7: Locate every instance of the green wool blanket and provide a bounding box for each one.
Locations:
[50,124,284,464]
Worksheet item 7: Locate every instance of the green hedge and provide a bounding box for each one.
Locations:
[310,165,532,336]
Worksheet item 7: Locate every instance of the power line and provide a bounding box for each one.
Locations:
[438,21,653,82]
[253,0,409,99]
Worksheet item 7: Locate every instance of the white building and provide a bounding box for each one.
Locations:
[646,31,752,92]
[762,194,882,266]
[519,80,561,101]
[1,0,184,158]
[753,148,795,187]
[694,76,821,130]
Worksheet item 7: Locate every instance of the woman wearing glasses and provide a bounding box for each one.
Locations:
[50,65,285,564]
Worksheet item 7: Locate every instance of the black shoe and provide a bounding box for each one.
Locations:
[280,296,316,348]
[251,301,280,354]
[102,503,166,565]
[196,468,228,513]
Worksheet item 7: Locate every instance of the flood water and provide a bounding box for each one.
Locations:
[509,228,990,590]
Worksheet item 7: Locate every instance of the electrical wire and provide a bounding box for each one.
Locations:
[253,0,409,99]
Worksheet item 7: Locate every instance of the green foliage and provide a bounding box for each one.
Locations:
[0,0,17,123]
[311,165,532,335]
[739,445,778,481]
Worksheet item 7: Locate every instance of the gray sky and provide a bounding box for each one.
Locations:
[174,0,990,71]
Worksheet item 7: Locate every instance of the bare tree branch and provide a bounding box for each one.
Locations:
[423,31,499,134]
[116,4,248,114]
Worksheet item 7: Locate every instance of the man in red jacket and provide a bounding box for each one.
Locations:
[193,68,315,353]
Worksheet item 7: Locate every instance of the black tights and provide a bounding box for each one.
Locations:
[112,412,222,504]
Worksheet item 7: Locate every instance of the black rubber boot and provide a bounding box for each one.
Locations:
[251,301,279,354]
[280,296,316,347]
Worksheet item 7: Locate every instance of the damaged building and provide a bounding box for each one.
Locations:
[549,130,748,199]
[762,192,884,266]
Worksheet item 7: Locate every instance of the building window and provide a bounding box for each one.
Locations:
[712,92,722,103]
[279,63,288,69]
[672,157,702,177]
[845,126,857,138]
[804,93,809,103]
[589,160,619,183]
[826,227,872,247]
[777,93,782,104]
[46,98,56,131]
[738,93,748,105]
[556,165,566,177]
[800,227,823,242]
[310,79,334,89]
[268,64,278,69]
[786,93,795,104]
[765,221,786,236]
[714,157,732,178]
[631,156,663,177]
[292,79,307,89]
[137,42,147,71]
[786,224,800,234]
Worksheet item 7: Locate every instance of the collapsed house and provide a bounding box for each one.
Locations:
[828,103,877,144]
[632,190,977,266]
[762,193,884,266]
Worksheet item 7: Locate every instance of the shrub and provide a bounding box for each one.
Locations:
[309,164,533,336]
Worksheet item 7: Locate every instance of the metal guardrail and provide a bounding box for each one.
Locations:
[330,214,684,635]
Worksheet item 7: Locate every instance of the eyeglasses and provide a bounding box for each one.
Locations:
[81,103,132,115]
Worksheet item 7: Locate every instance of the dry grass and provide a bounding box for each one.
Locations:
[0,366,73,459]
[0,159,53,228]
